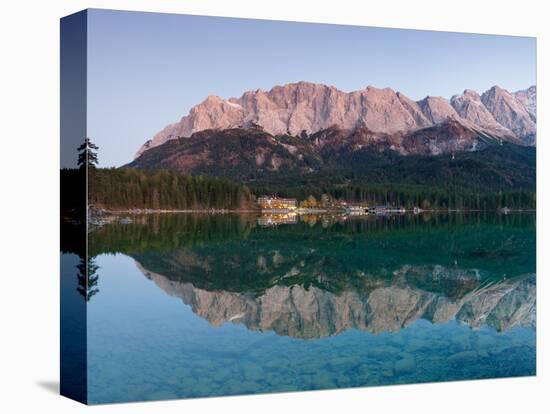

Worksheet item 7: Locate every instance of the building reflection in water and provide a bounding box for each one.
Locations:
[258,213,298,227]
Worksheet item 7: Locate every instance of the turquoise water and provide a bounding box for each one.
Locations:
[79,213,535,403]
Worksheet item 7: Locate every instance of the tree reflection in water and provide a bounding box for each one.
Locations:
[76,257,100,301]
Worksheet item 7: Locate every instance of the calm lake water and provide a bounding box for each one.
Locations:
[64,213,536,403]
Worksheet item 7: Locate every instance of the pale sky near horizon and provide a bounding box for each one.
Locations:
[84,9,536,167]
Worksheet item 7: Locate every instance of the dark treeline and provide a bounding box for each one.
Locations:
[63,166,536,211]
[88,168,255,210]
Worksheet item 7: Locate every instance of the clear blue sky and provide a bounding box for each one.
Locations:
[86,9,536,167]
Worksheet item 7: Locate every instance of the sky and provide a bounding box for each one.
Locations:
[85,9,536,167]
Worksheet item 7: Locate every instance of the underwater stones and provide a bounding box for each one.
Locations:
[394,355,416,374]
[212,366,234,382]
[328,355,358,371]
[448,350,478,364]
[311,372,336,389]
[242,363,265,381]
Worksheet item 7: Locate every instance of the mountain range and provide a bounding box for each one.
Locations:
[135,82,536,158]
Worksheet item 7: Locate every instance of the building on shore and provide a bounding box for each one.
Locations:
[257,196,297,210]
[345,204,369,215]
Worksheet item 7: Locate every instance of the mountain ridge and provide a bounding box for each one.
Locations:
[135,82,537,158]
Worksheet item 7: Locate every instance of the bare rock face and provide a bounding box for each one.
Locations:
[136,82,537,158]
[236,83,421,135]
[180,95,245,133]
[417,96,460,124]
[135,96,246,158]
[450,89,514,137]
[481,86,536,145]
[396,92,432,128]
[513,85,537,120]
[358,86,419,133]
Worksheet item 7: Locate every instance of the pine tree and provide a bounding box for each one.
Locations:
[77,137,99,169]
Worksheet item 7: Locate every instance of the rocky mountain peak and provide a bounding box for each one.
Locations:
[396,92,432,128]
[513,85,537,119]
[462,89,480,98]
[481,85,536,144]
[135,82,537,158]
[417,96,460,124]
[450,89,514,137]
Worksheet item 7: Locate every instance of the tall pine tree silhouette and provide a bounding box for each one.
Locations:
[77,137,99,169]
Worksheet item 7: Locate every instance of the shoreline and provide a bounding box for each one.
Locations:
[93,208,259,215]
[92,207,536,216]
[84,207,535,228]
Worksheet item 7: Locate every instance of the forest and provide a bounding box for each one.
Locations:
[248,142,536,210]
[88,168,255,210]
[60,165,536,212]
[250,182,535,210]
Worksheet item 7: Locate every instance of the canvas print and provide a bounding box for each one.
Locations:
[60,9,536,405]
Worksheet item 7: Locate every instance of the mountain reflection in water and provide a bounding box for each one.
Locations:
[89,212,536,339]
[137,263,534,339]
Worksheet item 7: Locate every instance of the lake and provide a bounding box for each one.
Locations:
[62,212,536,403]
